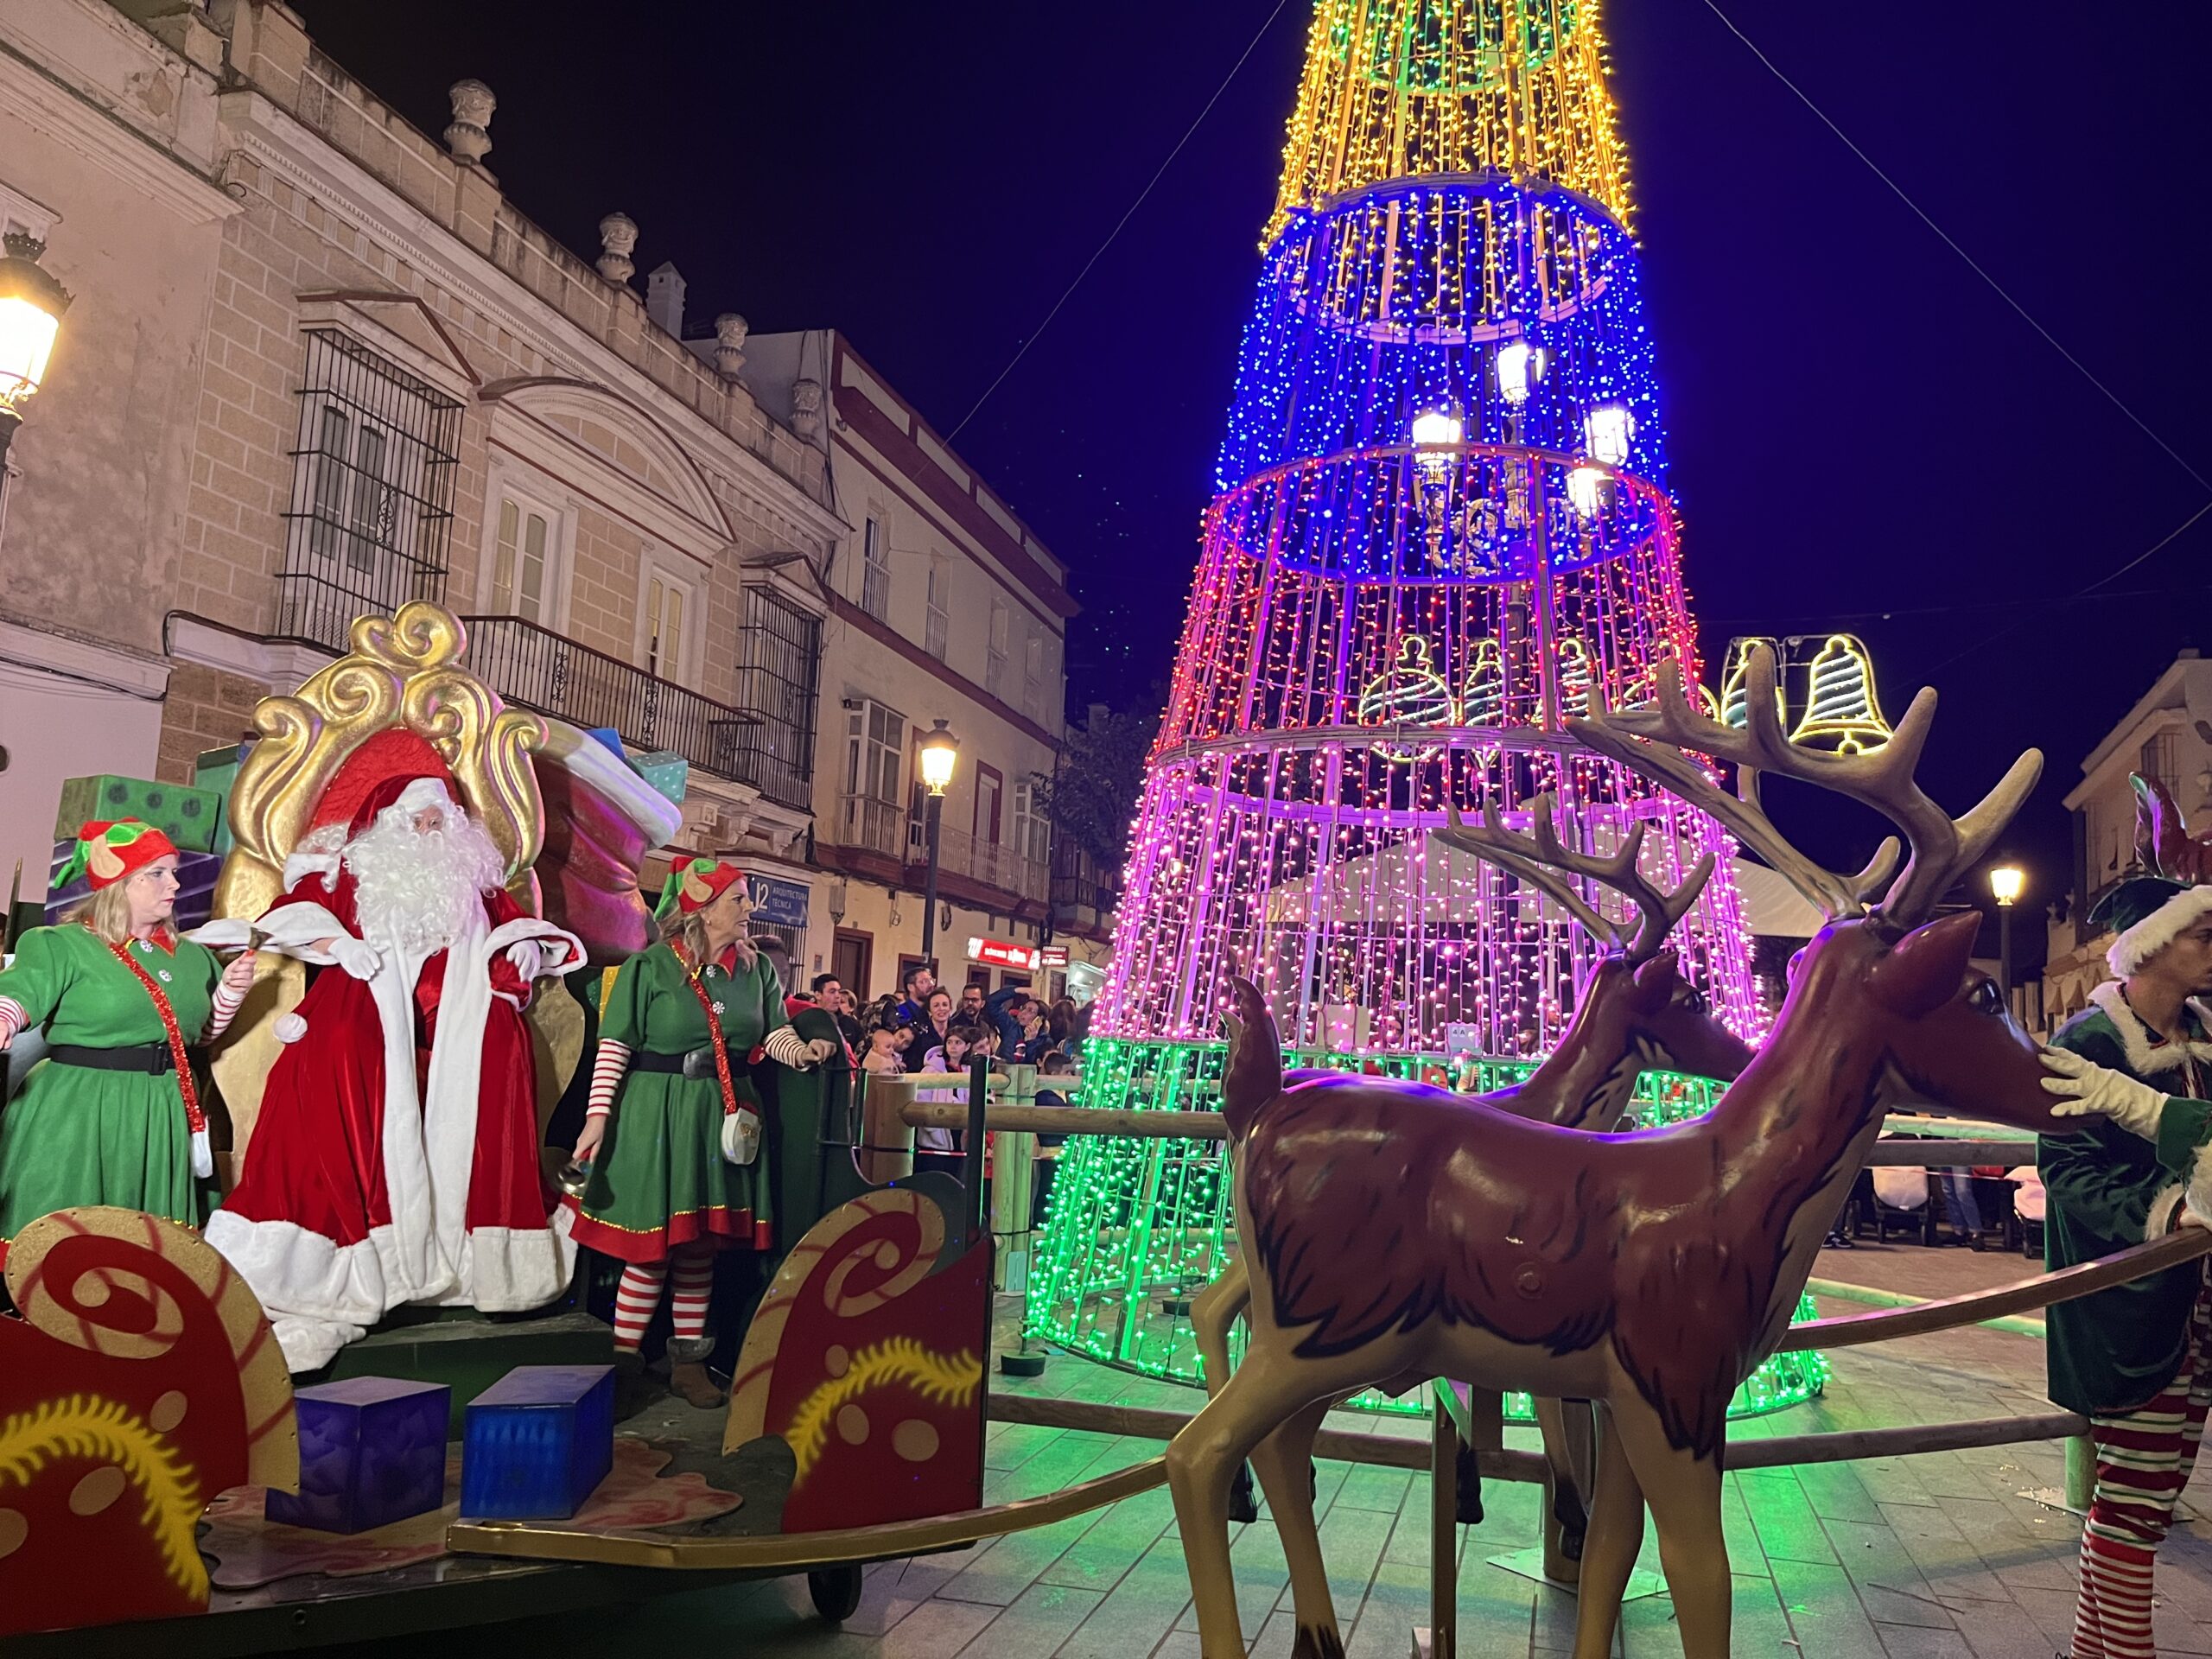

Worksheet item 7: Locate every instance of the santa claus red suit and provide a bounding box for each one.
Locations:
[200,774,585,1370]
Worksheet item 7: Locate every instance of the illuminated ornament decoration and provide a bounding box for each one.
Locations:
[1030,0,1808,1420]
[1789,633,1894,753]
[1719,635,1781,729]
[1357,635,1458,758]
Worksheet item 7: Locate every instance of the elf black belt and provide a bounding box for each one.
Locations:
[629,1046,724,1080]
[48,1041,182,1075]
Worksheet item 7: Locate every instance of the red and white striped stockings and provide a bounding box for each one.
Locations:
[610,1247,716,1352]
[2072,1288,2212,1659]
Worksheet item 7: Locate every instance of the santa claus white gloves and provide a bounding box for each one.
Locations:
[2041,1046,2171,1140]
[330,937,383,981]
[505,940,549,977]
[800,1037,840,1066]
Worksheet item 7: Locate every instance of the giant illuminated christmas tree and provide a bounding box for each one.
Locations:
[1030,0,1824,1415]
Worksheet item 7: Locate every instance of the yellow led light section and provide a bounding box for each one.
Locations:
[1268,0,1632,245]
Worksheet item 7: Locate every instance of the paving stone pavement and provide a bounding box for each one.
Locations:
[351,1243,2212,1657]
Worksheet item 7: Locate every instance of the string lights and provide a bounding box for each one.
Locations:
[1027,0,1822,1421]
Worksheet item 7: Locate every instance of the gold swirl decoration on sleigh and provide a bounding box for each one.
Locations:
[208,601,555,1154]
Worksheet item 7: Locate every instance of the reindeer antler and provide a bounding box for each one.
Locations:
[1433,793,1713,963]
[1571,644,2041,927]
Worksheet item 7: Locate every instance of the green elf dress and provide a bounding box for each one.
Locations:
[0,925,226,1256]
[566,941,800,1260]
[2042,887,2212,1415]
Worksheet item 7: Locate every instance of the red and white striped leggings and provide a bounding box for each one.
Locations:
[611,1245,717,1351]
[2073,1290,2212,1659]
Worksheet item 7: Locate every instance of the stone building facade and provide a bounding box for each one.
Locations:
[2042,651,2212,1024]
[1,0,842,953]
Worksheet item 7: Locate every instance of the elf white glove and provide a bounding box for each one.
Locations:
[330,937,383,981]
[799,1037,840,1067]
[2040,1046,2169,1141]
[505,940,546,978]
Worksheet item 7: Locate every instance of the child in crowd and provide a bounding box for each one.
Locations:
[914,1022,976,1178]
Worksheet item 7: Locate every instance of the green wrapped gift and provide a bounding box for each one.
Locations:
[54,775,225,855]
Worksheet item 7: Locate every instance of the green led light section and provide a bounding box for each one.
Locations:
[1026,1037,1829,1421]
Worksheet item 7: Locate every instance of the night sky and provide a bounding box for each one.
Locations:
[296,1,2212,962]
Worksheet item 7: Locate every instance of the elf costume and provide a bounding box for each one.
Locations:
[567,859,817,1404]
[2041,842,2212,1659]
[0,822,245,1262]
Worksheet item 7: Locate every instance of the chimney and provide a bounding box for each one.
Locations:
[646,263,685,336]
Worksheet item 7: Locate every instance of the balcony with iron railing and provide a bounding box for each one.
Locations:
[936,824,1051,906]
[461,614,811,810]
[829,797,1051,906]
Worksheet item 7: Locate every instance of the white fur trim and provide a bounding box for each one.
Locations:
[203,1211,400,1370]
[274,1011,308,1044]
[2108,887,2212,978]
[537,718,685,845]
[2088,982,2212,1075]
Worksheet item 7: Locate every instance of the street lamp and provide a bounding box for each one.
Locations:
[0,233,71,469]
[1990,863,2024,1006]
[917,719,960,970]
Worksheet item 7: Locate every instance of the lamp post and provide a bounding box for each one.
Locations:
[0,233,72,469]
[1990,863,2024,1007]
[917,719,960,973]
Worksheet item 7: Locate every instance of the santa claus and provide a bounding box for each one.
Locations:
[200,772,586,1370]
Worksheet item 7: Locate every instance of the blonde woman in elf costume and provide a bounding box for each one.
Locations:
[2037,855,2212,1659]
[0,821,256,1262]
[567,858,836,1408]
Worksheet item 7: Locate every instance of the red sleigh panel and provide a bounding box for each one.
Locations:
[723,1186,989,1533]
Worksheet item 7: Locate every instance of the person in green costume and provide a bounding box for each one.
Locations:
[2038,847,2212,1659]
[0,819,257,1263]
[564,858,836,1407]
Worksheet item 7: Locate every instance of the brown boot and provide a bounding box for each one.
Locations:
[665,1336,725,1409]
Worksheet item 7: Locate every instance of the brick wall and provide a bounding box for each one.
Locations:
[158,663,268,785]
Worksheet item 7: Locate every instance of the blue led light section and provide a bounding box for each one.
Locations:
[1213,175,1670,498]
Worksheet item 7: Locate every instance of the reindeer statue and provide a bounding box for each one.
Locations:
[1165,645,2071,1659]
[1188,793,1756,1554]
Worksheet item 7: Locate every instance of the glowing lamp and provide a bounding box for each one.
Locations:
[1409,408,1462,472]
[1496,340,1544,405]
[1583,404,1633,467]
[1566,466,1605,518]
[918,718,960,795]
[1989,865,2024,906]
[0,232,71,466]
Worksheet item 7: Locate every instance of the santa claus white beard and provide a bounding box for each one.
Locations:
[346,808,508,957]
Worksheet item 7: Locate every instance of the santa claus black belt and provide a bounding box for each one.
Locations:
[630,1046,724,1080]
[48,1041,193,1074]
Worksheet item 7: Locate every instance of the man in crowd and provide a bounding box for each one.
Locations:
[894,963,935,1028]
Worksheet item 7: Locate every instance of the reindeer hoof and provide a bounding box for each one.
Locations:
[1229,1461,1260,1524]
[1290,1624,1346,1659]
[1553,1481,1587,1562]
[1454,1440,1485,1525]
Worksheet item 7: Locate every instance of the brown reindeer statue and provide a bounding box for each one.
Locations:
[1188,792,1757,1550]
[1165,645,2071,1659]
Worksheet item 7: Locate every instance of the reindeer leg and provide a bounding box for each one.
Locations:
[1568,1405,1644,1659]
[1191,1260,1262,1522]
[1532,1396,1586,1575]
[1249,1398,1339,1659]
[1167,1351,1365,1659]
[1608,1402,1730,1659]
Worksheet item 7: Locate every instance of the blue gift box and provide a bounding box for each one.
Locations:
[459,1364,615,1520]
[265,1376,449,1534]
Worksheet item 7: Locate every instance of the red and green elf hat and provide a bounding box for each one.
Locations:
[654,856,747,918]
[55,819,180,891]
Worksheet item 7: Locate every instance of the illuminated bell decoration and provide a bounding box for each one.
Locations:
[1554,634,1595,720]
[1496,340,1544,405]
[1789,633,1893,753]
[1357,635,1457,759]
[1461,637,1504,727]
[1719,635,1782,729]
[1583,404,1634,467]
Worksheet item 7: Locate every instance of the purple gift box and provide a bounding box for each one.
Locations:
[459,1364,614,1521]
[266,1376,450,1535]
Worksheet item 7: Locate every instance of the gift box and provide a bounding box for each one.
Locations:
[630,750,689,806]
[54,776,224,854]
[265,1377,450,1534]
[458,1364,615,1520]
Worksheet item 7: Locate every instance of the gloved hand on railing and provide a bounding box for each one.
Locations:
[2040,1046,2168,1140]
